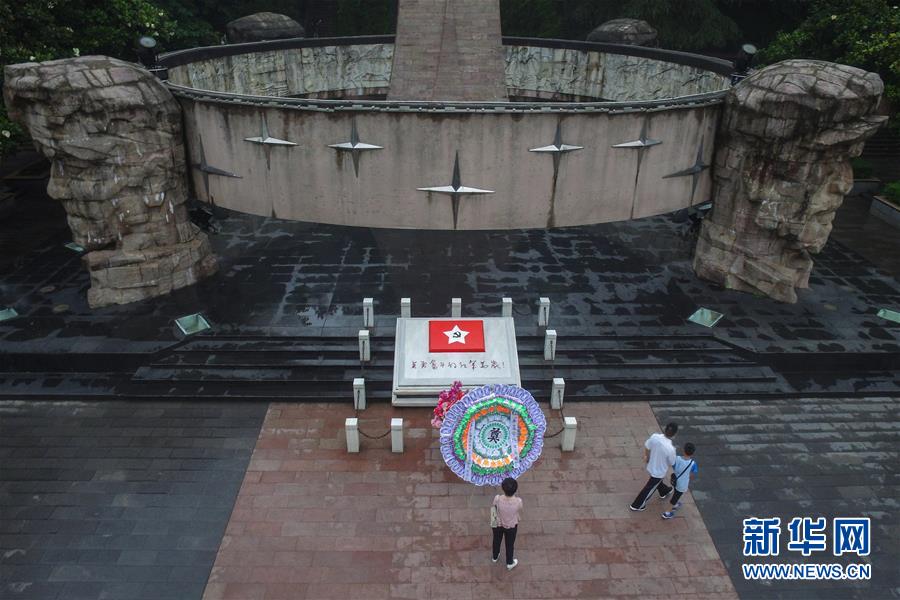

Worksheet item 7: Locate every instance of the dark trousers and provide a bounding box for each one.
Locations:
[630,476,672,509]
[492,525,517,565]
[670,490,684,506]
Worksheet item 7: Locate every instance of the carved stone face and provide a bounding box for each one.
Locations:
[4,57,189,250]
[694,59,886,302]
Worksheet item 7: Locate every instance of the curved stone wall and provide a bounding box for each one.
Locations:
[162,37,728,230]
[166,38,730,101]
[167,43,393,99]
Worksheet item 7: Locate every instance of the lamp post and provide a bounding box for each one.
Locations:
[136,36,168,80]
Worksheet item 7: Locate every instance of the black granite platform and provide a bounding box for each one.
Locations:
[0,179,898,400]
[652,397,900,600]
[0,400,267,600]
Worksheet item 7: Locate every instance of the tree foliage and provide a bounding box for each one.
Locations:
[762,0,899,129]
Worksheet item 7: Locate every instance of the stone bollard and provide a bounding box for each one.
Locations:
[551,377,565,409]
[502,297,513,318]
[561,417,577,451]
[401,297,411,318]
[362,298,374,328]
[544,329,557,361]
[451,297,462,318]
[353,378,366,410]
[391,418,404,453]
[358,330,370,362]
[538,297,550,327]
[346,418,360,453]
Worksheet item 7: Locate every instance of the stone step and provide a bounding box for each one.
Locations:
[150,352,752,368]
[174,335,732,353]
[130,363,777,384]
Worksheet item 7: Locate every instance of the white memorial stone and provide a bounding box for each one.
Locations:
[358,329,371,362]
[346,418,360,453]
[401,297,411,318]
[392,317,521,406]
[561,416,577,451]
[551,377,565,409]
[363,297,374,328]
[538,297,550,327]
[502,297,513,318]
[391,418,404,453]
[544,329,557,361]
[451,298,462,318]
[353,378,366,410]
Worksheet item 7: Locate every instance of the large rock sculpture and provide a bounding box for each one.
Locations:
[587,19,658,46]
[226,12,304,44]
[692,60,885,303]
[3,56,217,308]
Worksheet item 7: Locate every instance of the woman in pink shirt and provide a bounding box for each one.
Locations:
[491,477,523,570]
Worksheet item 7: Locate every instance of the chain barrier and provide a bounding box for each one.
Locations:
[353,337,391,440]
[543,357,567,438]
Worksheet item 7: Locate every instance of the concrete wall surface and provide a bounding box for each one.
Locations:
[181,98,718,230]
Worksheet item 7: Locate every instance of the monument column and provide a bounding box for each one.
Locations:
[388,0,508,101]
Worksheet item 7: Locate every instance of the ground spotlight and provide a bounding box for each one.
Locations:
[688,307,724,328]
[877,308,900,324]
[174,313,211,337]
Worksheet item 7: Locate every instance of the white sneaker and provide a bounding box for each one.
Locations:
[507,559,518,571]
[491,555,498,563]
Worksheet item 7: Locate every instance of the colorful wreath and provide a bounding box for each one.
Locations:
[439,384,546,486]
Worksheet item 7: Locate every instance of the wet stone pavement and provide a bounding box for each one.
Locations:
[652,397,900,600]
[1,195,899,359]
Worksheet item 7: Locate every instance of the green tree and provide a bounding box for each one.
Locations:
[0,0,186,158]
[762,0,899,129]
[501,0,743,51]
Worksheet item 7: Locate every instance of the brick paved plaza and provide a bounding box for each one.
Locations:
[203,402,735,600]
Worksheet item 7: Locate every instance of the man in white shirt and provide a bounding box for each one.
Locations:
[629,422,677,511]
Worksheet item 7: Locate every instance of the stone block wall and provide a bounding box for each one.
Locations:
[388,0,508,101]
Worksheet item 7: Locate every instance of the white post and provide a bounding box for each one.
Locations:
[353,378,366,410]
[400,297,411,319]
[391,418,404,453]
[502,297,513,318]
[551,377,565,410]
[358,329,370,362]
[362,297,374,328]
[561,417,577,452]
[346,418,360,453]
[538,297,550,327]
[451,297,462,318]
[544,329,557,361]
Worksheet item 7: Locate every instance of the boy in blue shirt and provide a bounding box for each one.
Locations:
[662,442,697,519]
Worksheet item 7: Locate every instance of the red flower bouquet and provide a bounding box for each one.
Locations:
[431,380,464,429]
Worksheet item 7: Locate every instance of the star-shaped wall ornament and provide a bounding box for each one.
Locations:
[443,324,470,345]
[529,121,583,176]
[612,120,663,219]
[191,137,241,197]
[417,152,494,229]
[328,118,383,177]
[244,115,297,146]
[663,137,710,204]
[611,121,662,149]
